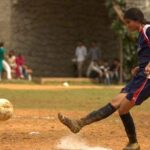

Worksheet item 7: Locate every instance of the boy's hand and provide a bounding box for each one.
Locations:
[131,66,140,76]
[145,62,150,76]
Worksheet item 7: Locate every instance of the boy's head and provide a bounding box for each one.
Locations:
[0,42,4,47]
[77,41,83,46]
[124,8,146,31]
[18,53,22,57]
[91,41,97,47]
[113,58,120,64]
[8,50,15,57]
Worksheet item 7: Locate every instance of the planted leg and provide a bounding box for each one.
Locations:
[118,98,140,150]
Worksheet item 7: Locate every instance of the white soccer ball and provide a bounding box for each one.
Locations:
[63,82,69,87]
[0,98,13,121]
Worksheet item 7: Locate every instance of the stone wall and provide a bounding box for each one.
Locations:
[126,0,150,20]
[0,0,11,49]
[11,0,119,77]
[2,0,150,77]
[0,0,150,76]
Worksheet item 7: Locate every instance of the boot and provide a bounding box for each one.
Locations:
[123,142,140,150]
[58,113,82,133]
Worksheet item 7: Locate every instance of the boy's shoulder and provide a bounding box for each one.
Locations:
[143,24,150,33]
[143,24,150,39]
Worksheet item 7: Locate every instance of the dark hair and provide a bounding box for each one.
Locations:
[114,58,120,62]
[124,8,150,24]
[0,42,4,47]
[91,40,97,44]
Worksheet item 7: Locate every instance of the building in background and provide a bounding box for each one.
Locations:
[0,0,149,77]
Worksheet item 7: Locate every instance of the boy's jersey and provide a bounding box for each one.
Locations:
[137,24,150,68]
[0,47,5,60]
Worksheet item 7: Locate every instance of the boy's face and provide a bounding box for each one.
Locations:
[77,42,82,46]
[91,42,96,47]
[124,19,139,31]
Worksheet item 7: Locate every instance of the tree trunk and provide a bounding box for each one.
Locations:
[119,37,123,83]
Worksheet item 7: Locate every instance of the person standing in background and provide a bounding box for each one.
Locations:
[86,41,101,77]
[0,42,12,80]
[74,41,87,77]
[0,42,5,80]
[7,50,17,78]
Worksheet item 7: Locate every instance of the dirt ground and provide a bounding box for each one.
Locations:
[0,109,149,150]
[0,84,149,150]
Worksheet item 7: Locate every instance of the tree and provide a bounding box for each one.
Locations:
[105,0,138,82]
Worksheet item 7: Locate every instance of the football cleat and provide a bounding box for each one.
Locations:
[58,113,82,133]
[123,142,140,150]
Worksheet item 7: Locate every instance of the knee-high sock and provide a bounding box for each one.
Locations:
[79,103,117,126]
[120,113,137,143]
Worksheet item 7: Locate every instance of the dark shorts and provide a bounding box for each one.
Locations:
[121,73,150,105]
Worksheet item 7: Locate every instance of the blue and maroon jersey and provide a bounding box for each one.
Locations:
[121,25,150,105]
[137,25,150,68]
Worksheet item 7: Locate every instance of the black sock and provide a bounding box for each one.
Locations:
[120,113,137,143]
[80,103,116,125]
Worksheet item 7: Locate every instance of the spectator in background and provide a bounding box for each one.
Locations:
[7,50,16,69]
[15,53,25,79]
[15,53,32,80]
[23,65,33,81]
[86,41,101,77]
[73,41,87,77]
[88,59,111,84]
[109,58,120,83]
[0,42,5,80]
[0,42,12,80]
[7,50,17,78]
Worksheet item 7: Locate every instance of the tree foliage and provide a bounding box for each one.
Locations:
[106,0,138,80]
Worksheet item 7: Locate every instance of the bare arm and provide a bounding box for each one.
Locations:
[145,62,150,76]
[131,66,140,76]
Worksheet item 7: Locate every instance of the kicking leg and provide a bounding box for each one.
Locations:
[58,93,126,133]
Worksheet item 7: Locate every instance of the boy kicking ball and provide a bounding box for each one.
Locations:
[58,8,150,150]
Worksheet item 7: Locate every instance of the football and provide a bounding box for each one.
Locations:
[0,98,13,121]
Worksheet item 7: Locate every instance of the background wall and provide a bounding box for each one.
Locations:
[10,0,118,77]
[0,0,11,49]
[1,0,150,77]
[126,0,150,20]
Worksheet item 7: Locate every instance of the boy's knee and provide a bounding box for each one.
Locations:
[118,106,130,115]
[110,93,127,109]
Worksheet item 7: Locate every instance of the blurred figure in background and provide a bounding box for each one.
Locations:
[86,41,101,77]
[73,41,87,77]
[0,42,12,80]
[15,53,25,79]
[109,58,120,83]
[0,42,5,80]
[23,65,33,81]
[88,59,111,84]
[7,50,17,78]
[15,53,32,80]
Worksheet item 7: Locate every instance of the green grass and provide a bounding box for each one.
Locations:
[0,79,36,85]
[0,88,149,112]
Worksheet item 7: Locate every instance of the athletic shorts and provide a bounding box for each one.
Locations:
[121,73,150,105]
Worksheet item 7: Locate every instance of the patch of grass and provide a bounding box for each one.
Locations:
[0,79,36,85]
[0,88,149,112]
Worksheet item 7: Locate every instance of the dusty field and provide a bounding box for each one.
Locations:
[0,109,149,150]
[0,84,149,150]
